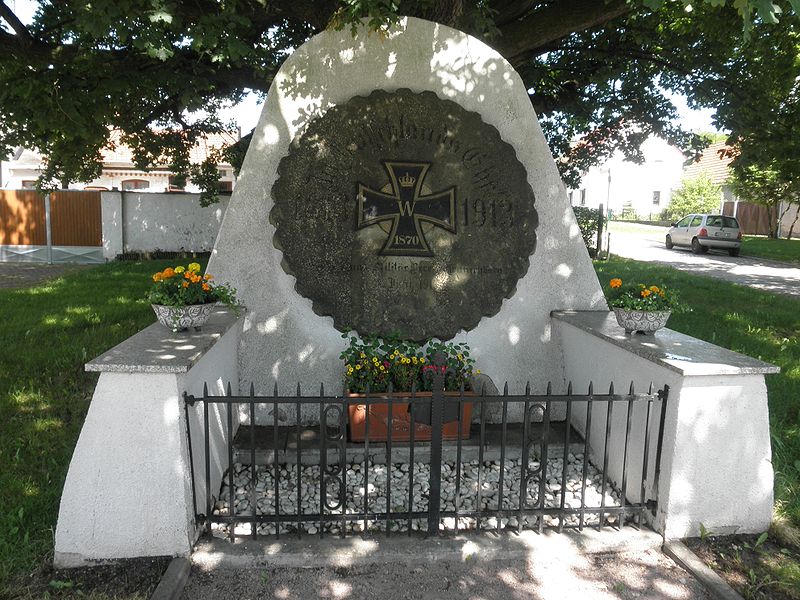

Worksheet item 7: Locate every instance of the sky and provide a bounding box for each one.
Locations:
[6,0,719,137]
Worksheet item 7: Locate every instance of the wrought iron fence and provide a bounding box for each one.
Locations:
[183,360,668,542]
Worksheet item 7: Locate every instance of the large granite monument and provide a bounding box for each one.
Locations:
[209,16,606,400]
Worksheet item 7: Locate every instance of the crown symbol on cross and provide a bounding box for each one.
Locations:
[398,172,416,187]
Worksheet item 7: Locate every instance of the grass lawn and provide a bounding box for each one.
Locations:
[595,257,800,527]
[742,236,800,265]
[0,259,193,596]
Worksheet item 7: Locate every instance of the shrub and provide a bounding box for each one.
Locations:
[664,173,721,222]
[572,206,602,256]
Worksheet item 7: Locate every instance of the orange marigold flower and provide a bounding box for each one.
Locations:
[191,274,201,283]
[184,271,192,279]
[649,285,660,293]
[641,289,651,298]
[609,278,622,289]
[162,267,175,278]
[182,281,189,288]
[202,283,210,291]
[204,274,213,280]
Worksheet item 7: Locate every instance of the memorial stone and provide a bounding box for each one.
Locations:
[271,88,538,340]
[209,17,606,399]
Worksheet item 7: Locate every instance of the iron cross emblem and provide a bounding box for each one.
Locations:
[356,161,456,256]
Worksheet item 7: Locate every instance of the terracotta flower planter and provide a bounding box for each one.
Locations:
[347,392,473,442]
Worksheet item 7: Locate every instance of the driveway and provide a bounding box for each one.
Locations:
[607,225,800,298]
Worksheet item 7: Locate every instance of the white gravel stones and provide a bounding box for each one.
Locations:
[211,452,626,538]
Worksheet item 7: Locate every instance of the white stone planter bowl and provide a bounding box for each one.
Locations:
[612,308,671,335]
[151,303,217,331]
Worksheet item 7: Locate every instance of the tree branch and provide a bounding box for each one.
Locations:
[491,0,632,65]
[0,0,36,46]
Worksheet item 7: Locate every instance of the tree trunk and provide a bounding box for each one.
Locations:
[785,204,800,240]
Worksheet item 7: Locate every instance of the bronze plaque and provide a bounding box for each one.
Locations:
[271,89,537,340]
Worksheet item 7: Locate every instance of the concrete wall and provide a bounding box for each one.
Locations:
[100,191,228,259]
[54,316,240,566]
[554,318,774,539]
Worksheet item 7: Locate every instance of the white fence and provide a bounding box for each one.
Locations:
[101,191,229,259]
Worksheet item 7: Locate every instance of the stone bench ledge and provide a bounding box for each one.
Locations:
[552,310,780,377]
[85,308,241,374]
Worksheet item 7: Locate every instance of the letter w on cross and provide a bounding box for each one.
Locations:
[356,161,456,256]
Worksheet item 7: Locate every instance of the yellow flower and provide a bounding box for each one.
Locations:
[204,274,213,280]
[360,352,366,359]
[420,358,426,364]
[175,266,185,274]
[649,286,660,293]
[355,364,361,370]
[188,262,201,272]
[610,278,622,289]
[412,357,418,364]
[379,366,385,372]
[457,354,463,361]
[475,369,481,375]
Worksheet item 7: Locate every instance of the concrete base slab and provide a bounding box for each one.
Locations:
[192,527,664,570]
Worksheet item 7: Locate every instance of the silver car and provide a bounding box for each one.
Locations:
[666,214,742,256]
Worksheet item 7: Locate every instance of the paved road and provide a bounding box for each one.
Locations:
[607,226,800,298]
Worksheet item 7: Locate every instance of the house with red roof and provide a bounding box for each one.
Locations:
[683,141,799,238]
[1,130,239,194]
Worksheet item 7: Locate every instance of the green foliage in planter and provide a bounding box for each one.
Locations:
[145,261,240,311]
[605,276,684,312]
[340,333,477,393]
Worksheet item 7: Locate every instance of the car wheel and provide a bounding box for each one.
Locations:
[691,238,706,254]
[665,235,674,249]
[729,248,740,257]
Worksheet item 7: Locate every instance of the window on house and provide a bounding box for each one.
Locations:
[568,190,574,204]
[84,186,109,191]
[218,168,230,178]
[168,175,186,191]
[21,180,37,190]
[652,191,661,206]
[580,189,586,206]
[122,179,150,191]
[217,180,233,193]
